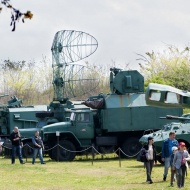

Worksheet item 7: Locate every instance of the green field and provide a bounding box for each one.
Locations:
[0,155,190,190]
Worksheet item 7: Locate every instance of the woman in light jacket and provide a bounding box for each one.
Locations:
[143,136,157,184]
[173,142,190,188]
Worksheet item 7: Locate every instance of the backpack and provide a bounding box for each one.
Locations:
[137,148,147,162]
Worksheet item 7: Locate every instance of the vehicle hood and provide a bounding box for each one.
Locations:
[19,128,38,139]
[42,121,71,133]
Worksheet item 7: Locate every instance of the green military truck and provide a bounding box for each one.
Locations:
[35,68,182,161]
[0,95,47,155]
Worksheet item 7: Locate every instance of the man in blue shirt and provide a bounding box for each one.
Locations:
[32,131,46,164]
[161,131,178,181]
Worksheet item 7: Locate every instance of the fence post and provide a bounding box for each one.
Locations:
[56,131,60,162]
[119,148,121,167]
[91,146,94,166]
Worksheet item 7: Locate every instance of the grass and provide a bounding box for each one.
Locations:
[1,155,190,190]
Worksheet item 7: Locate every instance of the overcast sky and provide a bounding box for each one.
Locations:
[1,0,190,71]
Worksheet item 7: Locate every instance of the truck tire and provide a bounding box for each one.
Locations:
[2,139,12,158]
[48,144,56,160]
[121,137,142,158]
[52,140,76,161]
[22,142,34,158]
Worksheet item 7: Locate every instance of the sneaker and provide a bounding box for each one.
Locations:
[41,162,46,164]
[170,183,174,187]
[21,162,25,164]
[163,176,166,181]
[149,180,153,184]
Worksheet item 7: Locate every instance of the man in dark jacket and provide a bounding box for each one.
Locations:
[161,131,178,181]
[10,126,25,164]
[32,131,45,164]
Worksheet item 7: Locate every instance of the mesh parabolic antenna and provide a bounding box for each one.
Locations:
[51,30,99,102]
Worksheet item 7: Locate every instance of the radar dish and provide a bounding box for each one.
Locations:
[51,30,99,102]
[51,30,98,64]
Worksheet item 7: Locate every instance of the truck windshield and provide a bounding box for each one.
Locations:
[76,113,90,122]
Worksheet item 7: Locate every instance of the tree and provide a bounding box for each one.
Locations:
[0,58,130,105]
[0,58,53,105]
[0,0,33,31]
[138,45,190,91]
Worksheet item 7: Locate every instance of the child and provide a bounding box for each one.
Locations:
[170,146,178,187]
[173,142,190,188]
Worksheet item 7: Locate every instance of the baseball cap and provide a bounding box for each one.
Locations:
[179,142,186,146]
[172,146,178,151]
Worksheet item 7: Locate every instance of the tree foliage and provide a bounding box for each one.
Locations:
[0,0,33,31]
[138,45,190,91]
[0,59,115,105]
[0,57,132,106]
[0,58,53,105]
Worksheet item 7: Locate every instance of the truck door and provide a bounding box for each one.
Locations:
[75,112,94,139]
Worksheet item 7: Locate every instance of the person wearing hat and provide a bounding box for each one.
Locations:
[169,146,178,187]
[173,142,190,188]
[143,136,157,184]
[161,131,178,181]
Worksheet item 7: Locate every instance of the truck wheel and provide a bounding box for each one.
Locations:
[48,144,56,160]
[52,140,76,161]
[2,139,12,158]
[22,142,34,158]
[121,137,142,158]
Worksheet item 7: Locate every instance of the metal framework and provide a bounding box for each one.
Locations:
[51,30,98,101]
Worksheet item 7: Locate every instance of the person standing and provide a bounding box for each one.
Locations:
[143,136,157,184]
[173,142,190,188]
[10,126,25,164]
[161,131,178,181]
[32,131,45,164]
[170,146,178,187]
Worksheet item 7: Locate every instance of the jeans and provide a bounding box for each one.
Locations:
[163,157,171,177]
[144,160,154,181]
[32,148,44,164]
[12,145,24,164]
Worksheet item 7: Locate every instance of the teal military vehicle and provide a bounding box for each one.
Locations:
[139,83,190,162]
[0,95,47,137]
[39,68,182,161]
[0,95,47,155]
[139,114,190,163]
